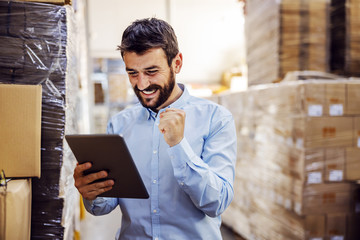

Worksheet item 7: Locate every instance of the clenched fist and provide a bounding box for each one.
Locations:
[158,108,185,147]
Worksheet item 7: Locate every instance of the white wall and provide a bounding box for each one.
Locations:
[88,0,245,84]
[88,0,167,58]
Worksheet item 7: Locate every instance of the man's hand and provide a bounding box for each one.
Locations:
[73,162,114,200]
[158,108,185,147]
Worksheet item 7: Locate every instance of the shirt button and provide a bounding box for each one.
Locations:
[153,209,157,213]
[153,180,157,184]
[180,182,184,186]
[153,150,157,154]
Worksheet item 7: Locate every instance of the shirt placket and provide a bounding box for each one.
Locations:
[151,114,161,240]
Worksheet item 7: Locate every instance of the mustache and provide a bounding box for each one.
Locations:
[134,84,161,92]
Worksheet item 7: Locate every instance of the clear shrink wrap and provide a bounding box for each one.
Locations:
[0,1,78,239]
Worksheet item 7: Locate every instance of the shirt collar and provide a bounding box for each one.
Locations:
[143,83,190,120]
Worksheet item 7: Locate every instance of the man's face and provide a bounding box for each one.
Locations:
[123,48,176,112]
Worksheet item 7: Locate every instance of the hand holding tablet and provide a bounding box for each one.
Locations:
[73,161,114,200]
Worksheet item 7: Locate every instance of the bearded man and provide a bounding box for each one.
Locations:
[73,18,237,240]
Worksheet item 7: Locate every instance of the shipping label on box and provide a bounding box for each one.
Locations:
[325,148,345,182]
[303,83,325,117]
[325,83,346,116]
[0,84,42,178]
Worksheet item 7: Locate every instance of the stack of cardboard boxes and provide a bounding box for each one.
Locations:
[0,1,78,239]
[228,0,360,237]
[246,0,330,86]
[0,84,42,240]
[245,0,360,86]
[220,79,360,239]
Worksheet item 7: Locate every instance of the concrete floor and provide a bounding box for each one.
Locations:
[80,207,245,240]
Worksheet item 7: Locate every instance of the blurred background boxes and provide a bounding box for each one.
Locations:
[220,79,360,240]
[246,0,330,86]
[346,148,360,181]
[246,0,360,87]
[346,82,360,115]
[108,74,129,104]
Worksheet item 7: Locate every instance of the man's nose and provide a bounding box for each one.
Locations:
[137,73,150,91]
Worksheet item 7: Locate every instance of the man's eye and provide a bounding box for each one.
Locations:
[146,70,158,75]
[128,72,138,77]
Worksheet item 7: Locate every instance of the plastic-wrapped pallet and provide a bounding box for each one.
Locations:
[245,0,330,86]
[220,78,360,239]
[0,1,79,239]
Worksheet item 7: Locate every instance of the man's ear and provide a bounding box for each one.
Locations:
[172,52,183,74]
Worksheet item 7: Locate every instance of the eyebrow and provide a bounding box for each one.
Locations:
[144,65,159,70]
[125,65,159,72]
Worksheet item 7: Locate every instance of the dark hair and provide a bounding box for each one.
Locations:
[117,18,179,66]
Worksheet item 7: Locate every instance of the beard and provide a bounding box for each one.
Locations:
[133,69,175,112]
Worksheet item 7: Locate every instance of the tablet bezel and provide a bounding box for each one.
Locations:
[65,134,149,199]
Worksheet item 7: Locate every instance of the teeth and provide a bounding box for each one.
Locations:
[142,89,156,95]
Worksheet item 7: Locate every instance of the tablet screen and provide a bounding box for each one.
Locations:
[65,134,149,199]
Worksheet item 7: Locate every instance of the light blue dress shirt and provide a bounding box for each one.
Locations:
[83,84,237,240]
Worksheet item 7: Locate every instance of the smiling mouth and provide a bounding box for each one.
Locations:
[141,89,157,95]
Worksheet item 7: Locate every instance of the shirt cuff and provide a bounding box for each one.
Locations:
[167,138,192,167]
[167,137,208,170]
[82,197,106,214]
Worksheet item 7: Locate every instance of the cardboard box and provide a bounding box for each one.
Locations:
[294,117,354,149]
[324,148,345,182]
[303,83,326,117]
[345,148,360,181]
[0,84,42,178]
[300,183,353,215]
[305,215,325,239]
[0,179,32,240]
[94,82,104,104]
[108,74,129,103]
[326,213,346,240]
[346,82,360,115]
[305,149,325,184]
[325,83,346,116]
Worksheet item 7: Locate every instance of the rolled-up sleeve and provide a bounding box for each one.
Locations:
[83,197,119,216]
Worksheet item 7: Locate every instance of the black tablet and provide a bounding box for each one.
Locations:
[65,134,149,199]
